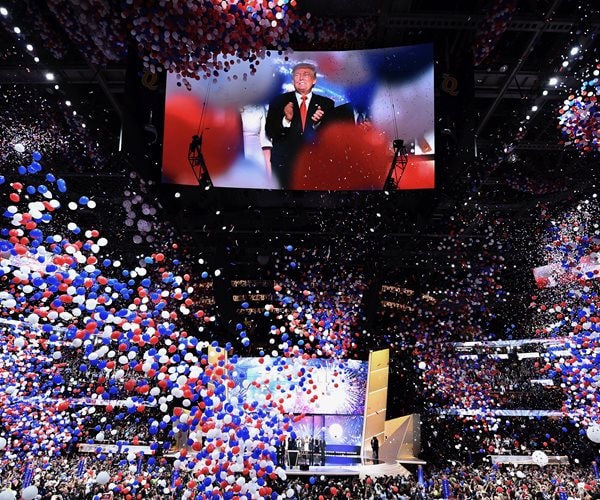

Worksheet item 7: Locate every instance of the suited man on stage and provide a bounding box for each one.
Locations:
[265,62,335,189]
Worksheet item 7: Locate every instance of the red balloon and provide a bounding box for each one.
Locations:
[162,97,241,185]
[291,122,434,190]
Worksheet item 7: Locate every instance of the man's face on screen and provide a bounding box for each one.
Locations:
[292,68,316,95]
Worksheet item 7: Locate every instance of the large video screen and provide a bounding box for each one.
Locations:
[229,357,368,415]
[291,414,364,447]
[162,43,435,191]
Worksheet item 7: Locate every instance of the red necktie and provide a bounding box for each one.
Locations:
[300,95,307,131]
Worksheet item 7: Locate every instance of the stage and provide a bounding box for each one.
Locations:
[284,461,413,480]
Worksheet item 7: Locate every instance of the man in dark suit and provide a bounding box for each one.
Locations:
[265,62,335,189]
[371,435,379,462]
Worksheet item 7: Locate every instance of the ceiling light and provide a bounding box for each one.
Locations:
[33,57,39,63]
[542,90,549,96]
[45,72,55,81]
[549,77,558,85]
[26,44,33,51]
[562,61,569,68]
[531,105,538,112]
[570,47,579,56]
[65,100,71,106]
[13,26,20,34]
[0,7,8,16]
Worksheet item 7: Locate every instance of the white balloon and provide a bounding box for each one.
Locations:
[587,425,600,443]
[531,450,548,467]
[96,471,111,485]
[13,143,25,153]
[0,491,16,500]
[21,486,38,500]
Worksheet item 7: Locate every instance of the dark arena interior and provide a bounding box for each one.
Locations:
[1,0,600,499]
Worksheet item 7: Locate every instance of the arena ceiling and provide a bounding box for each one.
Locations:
[1,0,598,288]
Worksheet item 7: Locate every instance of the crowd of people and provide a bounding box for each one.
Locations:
[2,453,600,499]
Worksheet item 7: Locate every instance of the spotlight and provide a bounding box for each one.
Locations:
[531,105,538,112]
[45,72,55,81]
[25,44,33,51]
[13,26,20,34]
[0,7,8,16]
[549,77,558,85]
[570,47,579,56]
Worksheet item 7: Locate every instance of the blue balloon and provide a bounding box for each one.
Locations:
[28,162,41,174]
[57,178,67,192]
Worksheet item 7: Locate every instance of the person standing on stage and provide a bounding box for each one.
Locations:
[371,435,379,462]
[265,62,335,189]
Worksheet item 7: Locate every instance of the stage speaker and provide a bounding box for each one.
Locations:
[300,464,309,471]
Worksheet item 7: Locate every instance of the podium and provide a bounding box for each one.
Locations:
[287,450,299,468]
